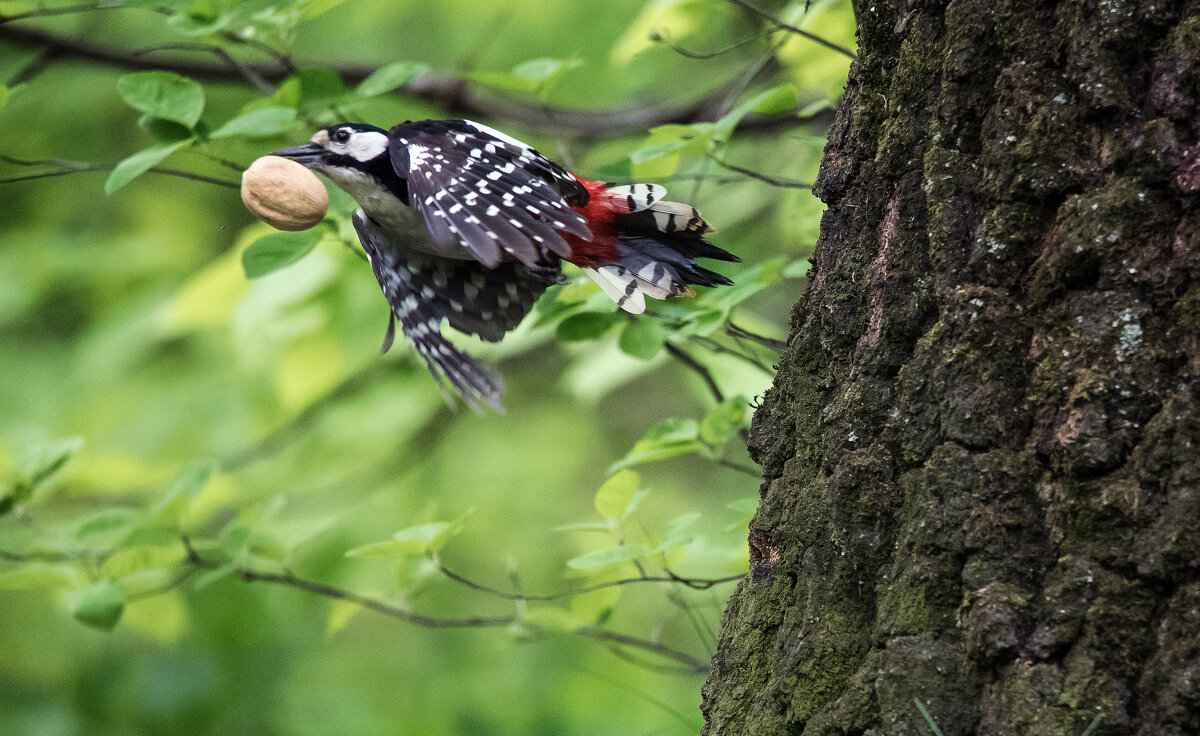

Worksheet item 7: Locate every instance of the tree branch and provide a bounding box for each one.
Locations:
[0,154,238,188]
[438,563,744,601]
[724,0,857,59]
[665,340,725,403]
[0,24,818,139]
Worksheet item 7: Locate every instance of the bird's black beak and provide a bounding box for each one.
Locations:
[270,142,325,165]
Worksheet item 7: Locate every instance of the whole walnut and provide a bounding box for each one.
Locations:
[241,156,328,231]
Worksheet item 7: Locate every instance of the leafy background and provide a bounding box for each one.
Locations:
[0,1,854,733]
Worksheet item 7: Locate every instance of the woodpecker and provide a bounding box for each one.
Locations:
[271,119,737,412]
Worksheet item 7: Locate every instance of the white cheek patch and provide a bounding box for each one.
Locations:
[347,131,389,161]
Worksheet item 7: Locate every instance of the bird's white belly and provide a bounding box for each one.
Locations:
[317,166,472,260]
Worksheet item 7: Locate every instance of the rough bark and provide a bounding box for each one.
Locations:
[701,1,1200,734]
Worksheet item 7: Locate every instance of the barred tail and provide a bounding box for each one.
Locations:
[582,184,737,314]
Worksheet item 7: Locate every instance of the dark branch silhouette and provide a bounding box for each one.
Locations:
[0,25,824,139]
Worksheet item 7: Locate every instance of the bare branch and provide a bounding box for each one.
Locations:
[0,155,238,188]
[664,340,725,403]
[0,1,122,24]
[0,25,814,139]
[439,564,744,602]
[724,0,857,59]
[726,321,787,350]
[577,627,709,673]
[710,156,813,189]
[655,28,772,60]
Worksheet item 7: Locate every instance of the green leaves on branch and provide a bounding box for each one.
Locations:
[356,62,429,97]
[629,83,797,177]
[67,581,126,631]
[117,72,206,128]
[468,57,581,96]
[242,229,325,278]
[609,399,750,474]
[344,511,473,560]
[210,107,297,139]
[105,139,195,194]
[1,434,84,515]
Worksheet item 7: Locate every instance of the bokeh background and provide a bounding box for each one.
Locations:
[0,1,855,733]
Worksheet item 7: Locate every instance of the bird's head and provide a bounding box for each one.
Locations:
[272,123,389,169]
[272,123,404,204]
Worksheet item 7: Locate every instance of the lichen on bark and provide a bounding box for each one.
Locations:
[701,1,1200,734]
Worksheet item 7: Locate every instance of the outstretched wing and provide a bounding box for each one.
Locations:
[388,119,592,269]
[354,211,505,413]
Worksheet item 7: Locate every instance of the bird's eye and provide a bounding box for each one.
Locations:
[332,128,351,144]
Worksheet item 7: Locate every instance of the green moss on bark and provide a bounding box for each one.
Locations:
[703,0,1200,733]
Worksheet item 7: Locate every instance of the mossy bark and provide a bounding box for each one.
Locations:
[701,1,1200,733]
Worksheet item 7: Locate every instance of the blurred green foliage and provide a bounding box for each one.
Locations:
[0,0,855,733]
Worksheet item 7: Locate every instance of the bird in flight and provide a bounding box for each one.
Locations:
[272,119,737,412]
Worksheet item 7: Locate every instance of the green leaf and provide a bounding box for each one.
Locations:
[0,564,85,591]
[67,580,125,631]
[629,138,693,165]
[100,545,185,578]
[699,399,749,446]
[566,543,650,570]
[346,512,471,559]
[714,84,797,140]
[593,470,640,520]
[138,115,194,144]
[797,98,835,118]
[73,508,144,549]
[653,511,701,553]
[469,57,580,93]
[104,138,193,195]
[356,62,428,97]
[4,434,84,512]
[513,57,576,81]
[211,107,297,139]
[300,0,350,20]
[344,540,421,559]
[116,71,205,128]
[153,457,217,521]
[608,418,704,474]
[242,229,323,278]
[556,311,619,342]
[0,85,8,113]
[192,563,235,590]
[294,69,346,104]
[167,0,228,35]
[618,319,667,359]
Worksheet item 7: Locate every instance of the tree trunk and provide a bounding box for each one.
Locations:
[701,1,1200,733]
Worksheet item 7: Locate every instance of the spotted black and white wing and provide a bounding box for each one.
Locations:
[354,211,504,413]
[388,119,592,269]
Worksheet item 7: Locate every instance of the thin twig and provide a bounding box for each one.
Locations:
[0,25,809,139]
[710,156,813,189]
[724,0,857,59]
[726,321,787,350]
[715,458,761,477]
[438,564,744,601]
[133,43,276,96]
[664,341,724,403]
[0,1,121,24]
[0,154,239,188]
[178,536,710,669]
[577,627,709,673]
[655,29,772,60]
